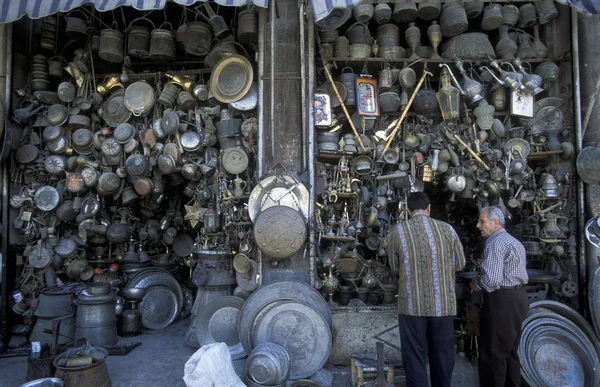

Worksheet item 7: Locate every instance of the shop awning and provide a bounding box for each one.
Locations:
[0,0,267,24]
[311,0,360,22]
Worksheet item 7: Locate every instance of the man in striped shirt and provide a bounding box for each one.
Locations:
[470,206,529,387]
[388,192,466,387]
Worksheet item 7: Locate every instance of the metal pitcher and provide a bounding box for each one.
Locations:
[127,17,154,59]
[202,3,231,39]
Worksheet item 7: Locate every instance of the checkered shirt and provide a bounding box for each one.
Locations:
[478,229,529,292]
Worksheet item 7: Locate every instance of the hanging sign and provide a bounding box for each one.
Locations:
[356,77,379,116]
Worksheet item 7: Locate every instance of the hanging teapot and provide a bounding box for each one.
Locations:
[454,57,483,105]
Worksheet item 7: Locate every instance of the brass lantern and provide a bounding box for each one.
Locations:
[436,65,462,121]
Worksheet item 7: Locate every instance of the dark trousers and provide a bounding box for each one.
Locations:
[398,314,455,387]
[479,288,529,387]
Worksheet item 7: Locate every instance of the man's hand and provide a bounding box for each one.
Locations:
[470,278,481,292]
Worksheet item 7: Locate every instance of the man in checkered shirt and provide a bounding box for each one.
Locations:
[470,206,529,387]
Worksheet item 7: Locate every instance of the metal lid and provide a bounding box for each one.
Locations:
[126,154,149,176]
[210,55,254,103]
[180,131,201,152]
[158,154,176,175]
[44,155,66,175]
[253,206,307,259]
[101,137,122,157]
[98,172,121,194]
[114,123,135,144]
[47,104,69,126]
[15,144,39,164]
[34,186,61,211]
[47,136,69,154]
[55,238,77,257]
[81,167,99,187]
[161,109,179,135]
[43,125,64,142]
[72,128,93,147]
[221,147,249,175]
[29,244,53,268]
[134,177,154,196]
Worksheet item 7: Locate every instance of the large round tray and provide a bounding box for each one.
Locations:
[126,268,183,314]
[238,281,331,356]
[195,296,246,360]
[252,300,331,380]
[140,285,180,330]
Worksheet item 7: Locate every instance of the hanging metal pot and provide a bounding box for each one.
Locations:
[185,21,213,57]
[535,0,558,25]
[127,18,155,59]
[99,26,124,63]
[440,4,468,37]
[237,9,258,45]
[65,10,89,36]
[124,81,155,117]
[150,23,176,62]
[481,4,504,31]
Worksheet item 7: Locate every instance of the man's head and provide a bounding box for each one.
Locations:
[477,206,505,237]
[407,192,431,216]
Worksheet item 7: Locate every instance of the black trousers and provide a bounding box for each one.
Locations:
[479,288,529,387]
[398,314,455,387]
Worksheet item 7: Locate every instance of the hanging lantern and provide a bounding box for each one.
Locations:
[436,66,461,121]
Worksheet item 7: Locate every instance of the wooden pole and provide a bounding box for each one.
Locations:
[382,70,433,154]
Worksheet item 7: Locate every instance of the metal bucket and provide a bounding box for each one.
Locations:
[127,18,154,59]
[35,291,75,318]
[376,24,400,48]
[53,347,111,387]
[440,4,468,37]
[216,119,243,149]
[349,44,371,58]
[353,3,374,23]
[185,21,212,56]
[418,2,441,20]
[238,9,258,45]
[346,22,371,45]
[392,2,418,23]
[98,28,124,63]
[481,4,505,31]
[65,10,88,36]
[150,23,176,62]
[378,46,405,59]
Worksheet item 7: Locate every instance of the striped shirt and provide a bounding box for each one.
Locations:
[478,229,528,292]
[387,214,466,317]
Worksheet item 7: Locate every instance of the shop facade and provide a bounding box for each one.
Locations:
[0,0,599,385]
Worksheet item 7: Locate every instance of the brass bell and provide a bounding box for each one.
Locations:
[165,73,195,93]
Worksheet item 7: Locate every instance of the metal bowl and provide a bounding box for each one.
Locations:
[121,287,147,301]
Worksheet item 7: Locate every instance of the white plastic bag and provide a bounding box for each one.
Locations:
[183,342,246,387]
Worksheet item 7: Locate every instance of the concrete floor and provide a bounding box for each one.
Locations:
[0,317,478,387]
